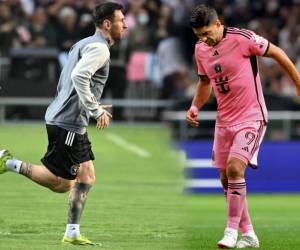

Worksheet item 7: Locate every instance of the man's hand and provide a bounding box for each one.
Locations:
[96,105,112,130]
[186,106,199,127]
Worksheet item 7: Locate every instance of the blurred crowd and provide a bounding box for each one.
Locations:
[0,0,300,102]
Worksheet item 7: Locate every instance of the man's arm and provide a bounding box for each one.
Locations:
[71,43,110,119]
[265,43,300,95]
[71,43,112,130]
[186,75,212,127]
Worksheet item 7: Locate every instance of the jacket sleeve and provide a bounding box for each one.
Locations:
[71,42,110,119]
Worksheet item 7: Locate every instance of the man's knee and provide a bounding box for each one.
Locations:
[219,169,228,189]
[76,161,96,185]
[226,158,246,180]
[77,173,96,186]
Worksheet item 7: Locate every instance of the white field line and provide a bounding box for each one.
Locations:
[106,133,151,158]
[186,179,222,188]
[186,159,212,168]
[0,231,10,235]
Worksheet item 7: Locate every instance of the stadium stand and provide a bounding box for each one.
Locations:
[0,0,299,129]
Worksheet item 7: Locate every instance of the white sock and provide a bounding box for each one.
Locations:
[65,224,80,238]
[226,227,238,234]
[6,158,22,173]
[242,230,256,237]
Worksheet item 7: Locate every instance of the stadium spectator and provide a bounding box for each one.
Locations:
[103,37,129,120]
[77,0,95,16]
[0,2,15,53]
[126,1,152,51]
[56,6,78,67]
[144,0,161,26]
[124,0,144,33]
[229,0,253,27]
[186,4,300,249]
[77,0,95,38]
[0,2,127,246]
[5,0,28,22]
[19,0,35,16]
[28,7,56,47]
[46,0,77,18]
[152,3,177,47]
[78,12,95,38]
[156,36,189,99]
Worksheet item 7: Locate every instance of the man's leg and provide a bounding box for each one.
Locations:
[217,157,247,248]
[0,150,73,193]
[219,168,228,198]
[219,168,255,237]
[62,160,99,246]
[230,121,264,249]
[239,198,253,234]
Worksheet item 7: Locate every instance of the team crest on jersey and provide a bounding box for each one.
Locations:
[214,64,222,73]
[214,64,230,94]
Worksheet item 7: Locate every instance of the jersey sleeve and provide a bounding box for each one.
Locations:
[194,44,207,76]
[239,30,269,57]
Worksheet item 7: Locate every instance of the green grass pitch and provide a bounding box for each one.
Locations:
[0,124,299,250]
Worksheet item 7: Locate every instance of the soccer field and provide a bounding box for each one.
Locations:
[0,124,299,250]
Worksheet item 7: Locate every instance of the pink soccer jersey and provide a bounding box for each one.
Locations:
[195,27,269,126]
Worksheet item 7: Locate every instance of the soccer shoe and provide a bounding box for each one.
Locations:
[236,233,260,248]
[0,150,12,174]
[62,235,101,246]
[217,228,238,249]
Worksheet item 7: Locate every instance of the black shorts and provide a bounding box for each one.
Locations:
[41,125,95,180]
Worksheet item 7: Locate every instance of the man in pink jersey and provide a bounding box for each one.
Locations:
[186,4,300,249]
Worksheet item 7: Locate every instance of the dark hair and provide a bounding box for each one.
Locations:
[93,2,123,27]
[189,4,218,29]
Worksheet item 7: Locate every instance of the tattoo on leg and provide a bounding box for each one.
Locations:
[68,182,92,224]
[20,162,33,178]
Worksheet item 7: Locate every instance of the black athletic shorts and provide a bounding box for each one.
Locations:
[41,125,95,180]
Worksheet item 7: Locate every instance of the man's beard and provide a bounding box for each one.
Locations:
[111,30,122,43]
